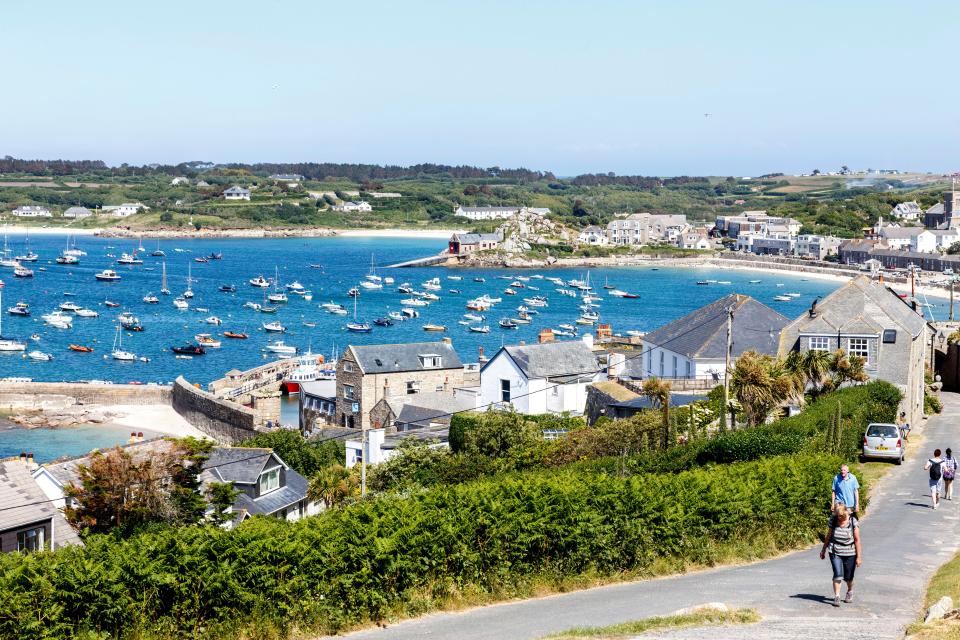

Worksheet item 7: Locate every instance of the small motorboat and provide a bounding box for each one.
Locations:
[69,344,94,353]
[422,324,447,332]
[773,295,792,302]
[696,281,709,285]
[74,308,99,318]
[59,301,82,312]
[464,313,485,322]
[56,255,79,265]
[29,333,41,342]
[373,317,394,327]
[258,306,278,314]
[749,279,762,284]
[473,277,485,283]
[285,281,305,293]
[309,264,324,270]
[265,340,297,355]
[267,292,288,304]
[249,275,270,288]
[558,323,576,332]
[448,275,462,281]
[449,289,461,294]
[348,287,360,297]
[205,316,223,325]
[8,302,30,317]
[195,333,221,348]
[387,311,405,322]
[346,321,372,333]
[104,300,121,308]
[116,253,143,265]
[243,301,262,311]
[262,321,286,333]
[26,351,53,361]
[303,321,316,328]
[173,297,189,310]
[397,284,413,294]
[15,251,39,263]
[223,331,249,339]
[208,252,223,260]
[194,257,209,263]
[95,269,121,282]
[469,325,490,333]
[219,284,237,293]
[42,311,73,328]
[401,308,419,319]
[171,344,206,356]
[504,288,517,295]
[13,266,33,278]
[400,298,429,307]
[499,318,518,329]
[143,294,159,304]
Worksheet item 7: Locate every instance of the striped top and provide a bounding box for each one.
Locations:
[829,516,859,556]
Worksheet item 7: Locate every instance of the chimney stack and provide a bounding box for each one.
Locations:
[26,453,36,470]
[442,337,452,345]
[538,328,555,344]
[478,345,487,363]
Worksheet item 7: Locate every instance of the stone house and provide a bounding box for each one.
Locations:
[778,275,931,425]
[368,388,478,433]
[448,232,502,254]
[335,341,465,430]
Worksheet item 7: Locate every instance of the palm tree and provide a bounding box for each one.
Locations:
[828,348,869,390]
[642,377,672,449]
[729,351,801,428]
[308,464,359,509]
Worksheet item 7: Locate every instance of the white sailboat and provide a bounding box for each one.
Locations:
[111,326,136,361]
[183,263,194,298]
[0,235,18,268]
[160,261,171,295]
[0,290,26,352]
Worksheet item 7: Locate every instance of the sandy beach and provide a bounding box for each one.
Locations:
[336,228,464,238]
[108,404,211,440]
[0,224,101,236]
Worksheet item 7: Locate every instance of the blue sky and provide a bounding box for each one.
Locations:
[1,1,957,176]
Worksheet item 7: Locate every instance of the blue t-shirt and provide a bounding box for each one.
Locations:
[832,473,860,508]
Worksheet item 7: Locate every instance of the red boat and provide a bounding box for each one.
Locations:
[622,293,640,299]
[223,331,248,339]
[69,344,94,353]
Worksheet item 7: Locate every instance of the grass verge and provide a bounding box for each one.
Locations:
[541,608,760,639]
[906,552,960,639]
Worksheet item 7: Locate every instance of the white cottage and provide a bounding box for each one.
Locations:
[479,340,603,415]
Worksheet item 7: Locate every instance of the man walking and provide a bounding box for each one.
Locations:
[832,464,860,515]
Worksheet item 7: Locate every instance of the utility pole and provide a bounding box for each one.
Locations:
[360,426,367,497]
[722,305,734,431]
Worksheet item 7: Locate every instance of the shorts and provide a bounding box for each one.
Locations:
[830,553,856,583]
[930,478,943,490]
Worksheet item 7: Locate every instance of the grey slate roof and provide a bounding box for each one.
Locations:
[348,341,462,374]
[203,447,274,484]
[393,392,477,427]
[457,206,520,213]
[233,468,308,516]
[452,232,502,244]
[300,379,336,399]
[778,276,928,347]
[1,460,82,548]
[642,294,789,359]
[881,227,929,239]
[927,203,945,215]
[488,341,600,382]
[224,186,250,195]
[610,393,703,410]
[381,425,450,450]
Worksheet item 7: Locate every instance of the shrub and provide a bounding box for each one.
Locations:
[239,430,343,477]
[0,454,839,639]
[925,393,943,415]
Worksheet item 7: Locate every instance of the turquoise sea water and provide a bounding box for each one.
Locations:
[0,422,160,463]
[0,233,846,386]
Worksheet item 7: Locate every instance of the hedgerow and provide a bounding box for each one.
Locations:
[0,454,839,639]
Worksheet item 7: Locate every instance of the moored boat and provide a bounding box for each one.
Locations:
[223,331,249,339]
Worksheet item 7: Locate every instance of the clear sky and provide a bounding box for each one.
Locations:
[2,1,957,176]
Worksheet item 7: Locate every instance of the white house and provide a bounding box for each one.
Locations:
[269,173,305,182]
[170,177,190,186]
[453,206,550,221]
[932,229,960,251]
[102,202,148,217]
[890,201,922,221]
[578,226,609,246]
[11,205,52,218]
[479,339,603,415]
[332,200,373,212]
[62,206,93,219]
[223,186,251,201]
[880,227,937,253]
[641,294,790,380]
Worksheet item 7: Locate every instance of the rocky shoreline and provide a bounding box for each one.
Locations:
[96,227,339,239]
[8,407,121,429]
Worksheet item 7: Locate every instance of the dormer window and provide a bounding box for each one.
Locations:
[419,354,442,368]
[259,468,280,494]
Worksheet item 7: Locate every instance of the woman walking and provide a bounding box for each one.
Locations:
[925,449,946,510]
[943,448,957,501]
[820,503,862,607]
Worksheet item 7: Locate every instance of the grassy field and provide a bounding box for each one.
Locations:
[906,552,960,638]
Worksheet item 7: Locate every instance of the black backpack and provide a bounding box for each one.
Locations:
[930,459,943,481]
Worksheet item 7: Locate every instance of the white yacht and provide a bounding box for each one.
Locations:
[173,297,189,310]
[74,308,99,318]
[95,269,121,282]
[266,340,297,356]
[262,321,286,333]
[111,326,136,361]
[26,350,53,361]
[42,311,73,328]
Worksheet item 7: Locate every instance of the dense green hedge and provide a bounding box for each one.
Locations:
[627,381,901,474]
[0,454,839,639]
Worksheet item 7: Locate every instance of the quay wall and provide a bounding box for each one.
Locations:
[171,376,259,444]
[0,382,170,411]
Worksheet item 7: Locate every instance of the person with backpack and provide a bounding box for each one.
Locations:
[943,448,958,501]
[925,449,946,510]
[819,503,862,607]
[898,412,911,441]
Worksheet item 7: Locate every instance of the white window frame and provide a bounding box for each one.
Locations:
[809,336,830,352]
[343,361,354,373]
[500,379,511,403]
[848,337,869,362]
[343,384,355,400]
[259,468,281,494]
[17,526,44,552]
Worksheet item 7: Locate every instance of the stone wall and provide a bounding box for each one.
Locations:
[171,377,260,444]
[0,382,170,412]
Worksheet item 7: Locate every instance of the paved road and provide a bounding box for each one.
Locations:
[339,394,960,640]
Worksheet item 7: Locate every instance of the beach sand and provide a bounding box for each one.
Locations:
[335,228,464,238]
[0,224,101,236]
[108,404,210,440]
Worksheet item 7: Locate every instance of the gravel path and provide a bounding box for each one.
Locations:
[337,393,960,640]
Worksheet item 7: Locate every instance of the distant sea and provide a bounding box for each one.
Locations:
[0,233,846,386]
[0,420,160,462]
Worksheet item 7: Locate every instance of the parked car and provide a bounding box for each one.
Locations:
[862,422,904,464]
